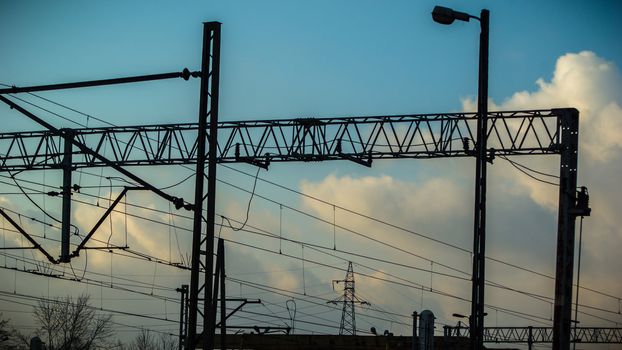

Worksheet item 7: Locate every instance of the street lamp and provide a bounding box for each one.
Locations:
[431,6,474,24]
[432,5,490,350]
[452,313,469,337]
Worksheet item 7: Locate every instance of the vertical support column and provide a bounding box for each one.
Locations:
[203,21,222,350]
[412,311,418,350]
[60,130,73,263]
[219,239,226,350]
[552,108,580,350]
[184,287,189,347]
[210,243,221,349]
[177,284,188,350]
[470,8,489,350]
[188,21,221,350]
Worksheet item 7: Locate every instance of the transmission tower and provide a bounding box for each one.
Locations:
[328,262,369,335]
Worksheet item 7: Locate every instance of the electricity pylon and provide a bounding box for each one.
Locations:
[328,262,369,335]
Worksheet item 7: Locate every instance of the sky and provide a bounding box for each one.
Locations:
[1,0,622,349]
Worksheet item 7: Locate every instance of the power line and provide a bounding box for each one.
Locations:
[218,165,622,302]
[499,155,559,186]
[220,237,622,325]
[0,252,179,297]
[0,289,179,324]
[0,83,114,127]
[216,209,622,320]
[221,163,471,253]
[499,155,559,179]
[221,239,554,326]
[1,96,619,332]
[0,138,592,308]
[0,91,598,304]
[226,276,419,332]
[2,178,620,321]
[2,180,620,329]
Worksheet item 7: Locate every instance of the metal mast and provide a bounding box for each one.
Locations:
[329,262,369,335]
[0,106,589,347]
[471,9,490,350]
[0,22,591,345]
[187,21,221,350]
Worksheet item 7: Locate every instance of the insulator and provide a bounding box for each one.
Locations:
[462,137,470,151]
[182,68,191,81]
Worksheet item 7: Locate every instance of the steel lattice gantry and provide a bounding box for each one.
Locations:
[443,326,622,345]
[0,23,588,350]
[0,110,572,170]
[0,104,587,347]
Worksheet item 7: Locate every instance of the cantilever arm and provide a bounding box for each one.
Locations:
[71,187,147,257]
[215,299,261,327]
[0,69,199,94]
[0,208,57,263]
[0,96,189,209]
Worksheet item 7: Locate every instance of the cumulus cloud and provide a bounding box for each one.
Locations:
[466,50,622,276]
[463,51,622,325]
[300,173,471,242]
[297,173,477,324]
[463,51,622,161]
[299,51,622,327]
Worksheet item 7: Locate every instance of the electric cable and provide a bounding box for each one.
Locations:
[3,159,616,312]
[1,97,619,329]
[499,155,559,186]
[0,93,600,302]
[216,167,261,232]
[218,164,622,303]
[3,93,87,127]
[498,155,559,178]
[0,251,179,295]
[0,83,114,127]
[220,238,622,324]
[2,181,620,319]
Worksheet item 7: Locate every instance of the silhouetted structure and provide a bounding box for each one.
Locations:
[0,19,594,350]
[329,262,369,335]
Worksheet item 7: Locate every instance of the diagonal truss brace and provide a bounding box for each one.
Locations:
[70,186,147,258]
[0,31,589,350]
[215,298,262,327]
[0,92,188,210]
[0,110,568,171]
[0,208,57,263]
[0,106,589,348]
[444,326,622,344]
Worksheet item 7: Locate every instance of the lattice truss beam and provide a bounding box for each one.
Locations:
[0,109,565,171]
[445,326,622,344]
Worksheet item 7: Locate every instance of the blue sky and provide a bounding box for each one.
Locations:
[2,0,621,122]
[1,1,622,348]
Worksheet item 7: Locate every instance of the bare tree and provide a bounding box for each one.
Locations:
[128,329,177,350]
[129,329,157,350]
[0,314,32,350]
[0,314,8,342]
[157,333,177,350]
[33,294,114,350]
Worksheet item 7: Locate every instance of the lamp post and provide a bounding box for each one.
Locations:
[432,6,490,350]
[452,313,469,337]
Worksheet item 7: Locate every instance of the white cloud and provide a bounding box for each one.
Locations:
[465,51,622,325]
[464,51,622,162]
[298,51,622,328]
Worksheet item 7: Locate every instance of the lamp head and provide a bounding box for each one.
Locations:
[432,6,471,25]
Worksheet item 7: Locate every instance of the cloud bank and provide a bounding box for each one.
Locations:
[298,51,622,327]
